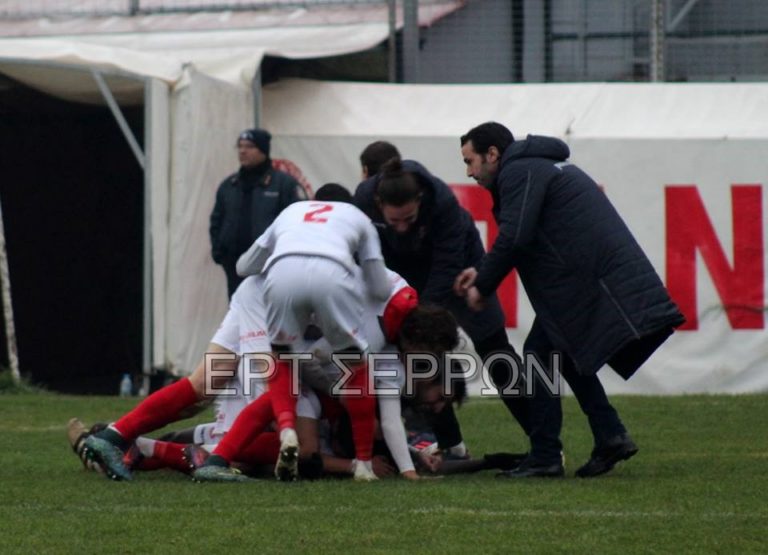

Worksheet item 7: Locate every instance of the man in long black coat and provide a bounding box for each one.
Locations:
[456,122,684,478]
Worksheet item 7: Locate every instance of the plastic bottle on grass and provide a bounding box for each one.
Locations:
[119,373,133,397]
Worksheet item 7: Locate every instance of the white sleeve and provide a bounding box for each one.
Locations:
[362,259,393,302]
[236,224,274,276]
[356,219,385,263]
[378,395,415,474]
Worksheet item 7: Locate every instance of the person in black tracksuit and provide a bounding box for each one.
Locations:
[354,156,532,457]
[209,128,305,298]
[457,122,685,478]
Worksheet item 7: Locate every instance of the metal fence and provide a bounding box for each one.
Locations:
[1,0,767,82]
[548,0,768,82]
[0,0,404,18]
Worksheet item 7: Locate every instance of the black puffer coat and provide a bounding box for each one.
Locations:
[474,135,684,376]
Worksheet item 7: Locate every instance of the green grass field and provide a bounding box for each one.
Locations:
[0,391,766,554]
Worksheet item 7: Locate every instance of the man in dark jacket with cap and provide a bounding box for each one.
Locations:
[456,122,685,478]
[210,128,305,298]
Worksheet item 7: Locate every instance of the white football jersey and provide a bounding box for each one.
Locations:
[255,201,384,274]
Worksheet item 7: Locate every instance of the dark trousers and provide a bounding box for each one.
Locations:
[223,262,244,299]
[429,293,532,449]
[474,328,532,436]
[524,319,626,464]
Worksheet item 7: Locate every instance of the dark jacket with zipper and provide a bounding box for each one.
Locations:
[354,160,484,304]
[475,135,684,377]
[210,161,303,266]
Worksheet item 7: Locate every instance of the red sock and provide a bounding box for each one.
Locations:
[148,441,189,473]
[113,378,199,441]
[237,432,280,466]
[213,393,275,463]
[268,359,298,432]
[341,363,375,461]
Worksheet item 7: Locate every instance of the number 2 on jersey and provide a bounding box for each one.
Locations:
[303,203,333,223]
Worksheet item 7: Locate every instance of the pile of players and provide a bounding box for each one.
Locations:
[70,122,684,482]
[71,182,515,483]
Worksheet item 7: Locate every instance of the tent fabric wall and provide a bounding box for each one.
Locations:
[145,78,171,370]
[165,67,255,376]
[263,79,768,395]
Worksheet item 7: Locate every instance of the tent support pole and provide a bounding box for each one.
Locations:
[252,66,262,127]
[402,0,419,82]
[92,69,146,169]
[139,79,159,396]
[387,0,397,83]
[0,199,20,384]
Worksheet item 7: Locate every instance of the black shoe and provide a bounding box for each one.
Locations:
[182,445,210,473]
[496,457,564,479]
[483,452,529,471]
[575,433,638,478]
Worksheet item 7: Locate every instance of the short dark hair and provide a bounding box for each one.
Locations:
[360,141,401,177]
[376,158,421,207]
[460,122,514,155]
[398,305,459,354]
[314,183,353,203]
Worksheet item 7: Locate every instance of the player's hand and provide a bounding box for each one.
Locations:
[466,286,486,311]
[372,455,396,478]
[401,470,420,480]
[454,267,478,296]
[418,451,442,473]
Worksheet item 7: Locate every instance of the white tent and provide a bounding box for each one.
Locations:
[0,3,464,387]
[0,19,397,384]
[262,79,768,394]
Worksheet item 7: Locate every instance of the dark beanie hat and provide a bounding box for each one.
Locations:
[238,128,271,156]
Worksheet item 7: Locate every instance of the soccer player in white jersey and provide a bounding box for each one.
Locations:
[80,276,272,481]
[236,183,393,481]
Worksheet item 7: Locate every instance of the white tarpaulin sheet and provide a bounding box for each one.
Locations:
[263,79,768,394]
[166,67,255,375]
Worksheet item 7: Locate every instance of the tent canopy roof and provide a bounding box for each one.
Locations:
[0,1,463,103]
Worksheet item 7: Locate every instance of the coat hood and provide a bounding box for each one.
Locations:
[502,134,570,164]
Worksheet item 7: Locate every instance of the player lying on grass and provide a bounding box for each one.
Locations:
[70,381,525,481]
[191,356,528,482]
[69,388,373,480]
